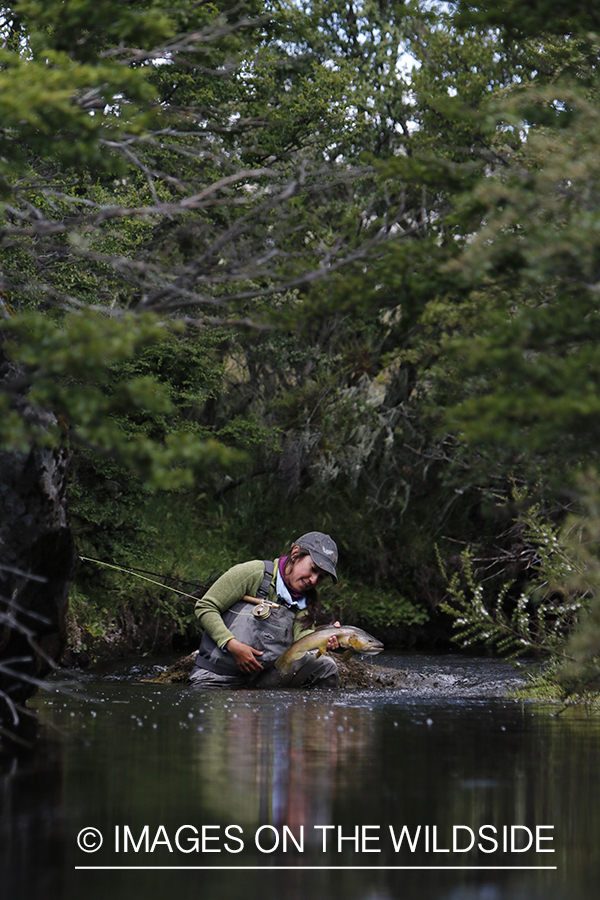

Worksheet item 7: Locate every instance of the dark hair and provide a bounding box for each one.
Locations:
[284,546,319,627]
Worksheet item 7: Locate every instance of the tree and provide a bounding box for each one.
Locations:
[5,0,600,725]
[0,0,418,741]
[374,0,600,680]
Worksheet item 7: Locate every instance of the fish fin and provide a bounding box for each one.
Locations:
[342,649,354,662]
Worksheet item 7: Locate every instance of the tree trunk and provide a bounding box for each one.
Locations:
[0,443,76,750]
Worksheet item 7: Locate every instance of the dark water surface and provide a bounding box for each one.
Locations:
[3,654,600,900]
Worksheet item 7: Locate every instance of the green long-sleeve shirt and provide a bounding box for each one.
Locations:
[194,558,315,649]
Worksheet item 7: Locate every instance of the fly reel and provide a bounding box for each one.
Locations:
[252,603,272,619]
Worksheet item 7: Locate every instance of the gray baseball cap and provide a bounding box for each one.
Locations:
[294,531,338,582]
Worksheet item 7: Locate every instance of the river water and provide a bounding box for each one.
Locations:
[2,653,600,900]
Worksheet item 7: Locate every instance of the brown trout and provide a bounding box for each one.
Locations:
[275,625,384,676]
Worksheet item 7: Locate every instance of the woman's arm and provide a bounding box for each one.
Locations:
[194,560,266,649]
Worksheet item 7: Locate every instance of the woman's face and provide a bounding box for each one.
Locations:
[286,548,327,593]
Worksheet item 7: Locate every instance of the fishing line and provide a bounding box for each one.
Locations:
[78,556,206,604]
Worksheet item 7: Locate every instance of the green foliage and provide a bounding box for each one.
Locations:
[438,499,588,660]
[0,0,410,485]
[69,485,271,653]
[554,472,600,692]
[440,549,531,657]
[406,70,600,466]
[6,0,600,665]
[1,311,236,486]
[321,582,429,630]
[457,0,600,41]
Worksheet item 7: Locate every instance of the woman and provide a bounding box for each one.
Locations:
[189,532,340,688]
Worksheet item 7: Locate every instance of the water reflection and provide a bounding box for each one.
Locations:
[194,695,375,845]
[9,661,600,900]
[1,744,66,900]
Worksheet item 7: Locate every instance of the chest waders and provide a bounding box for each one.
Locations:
[193,561,297,677]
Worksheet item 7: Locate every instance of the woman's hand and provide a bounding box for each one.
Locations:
[226,638,264,673]
[326,621,341,651]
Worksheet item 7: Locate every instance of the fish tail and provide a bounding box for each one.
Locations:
[275,654,292,674]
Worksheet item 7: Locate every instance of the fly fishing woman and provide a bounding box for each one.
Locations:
[189,532,340,688]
